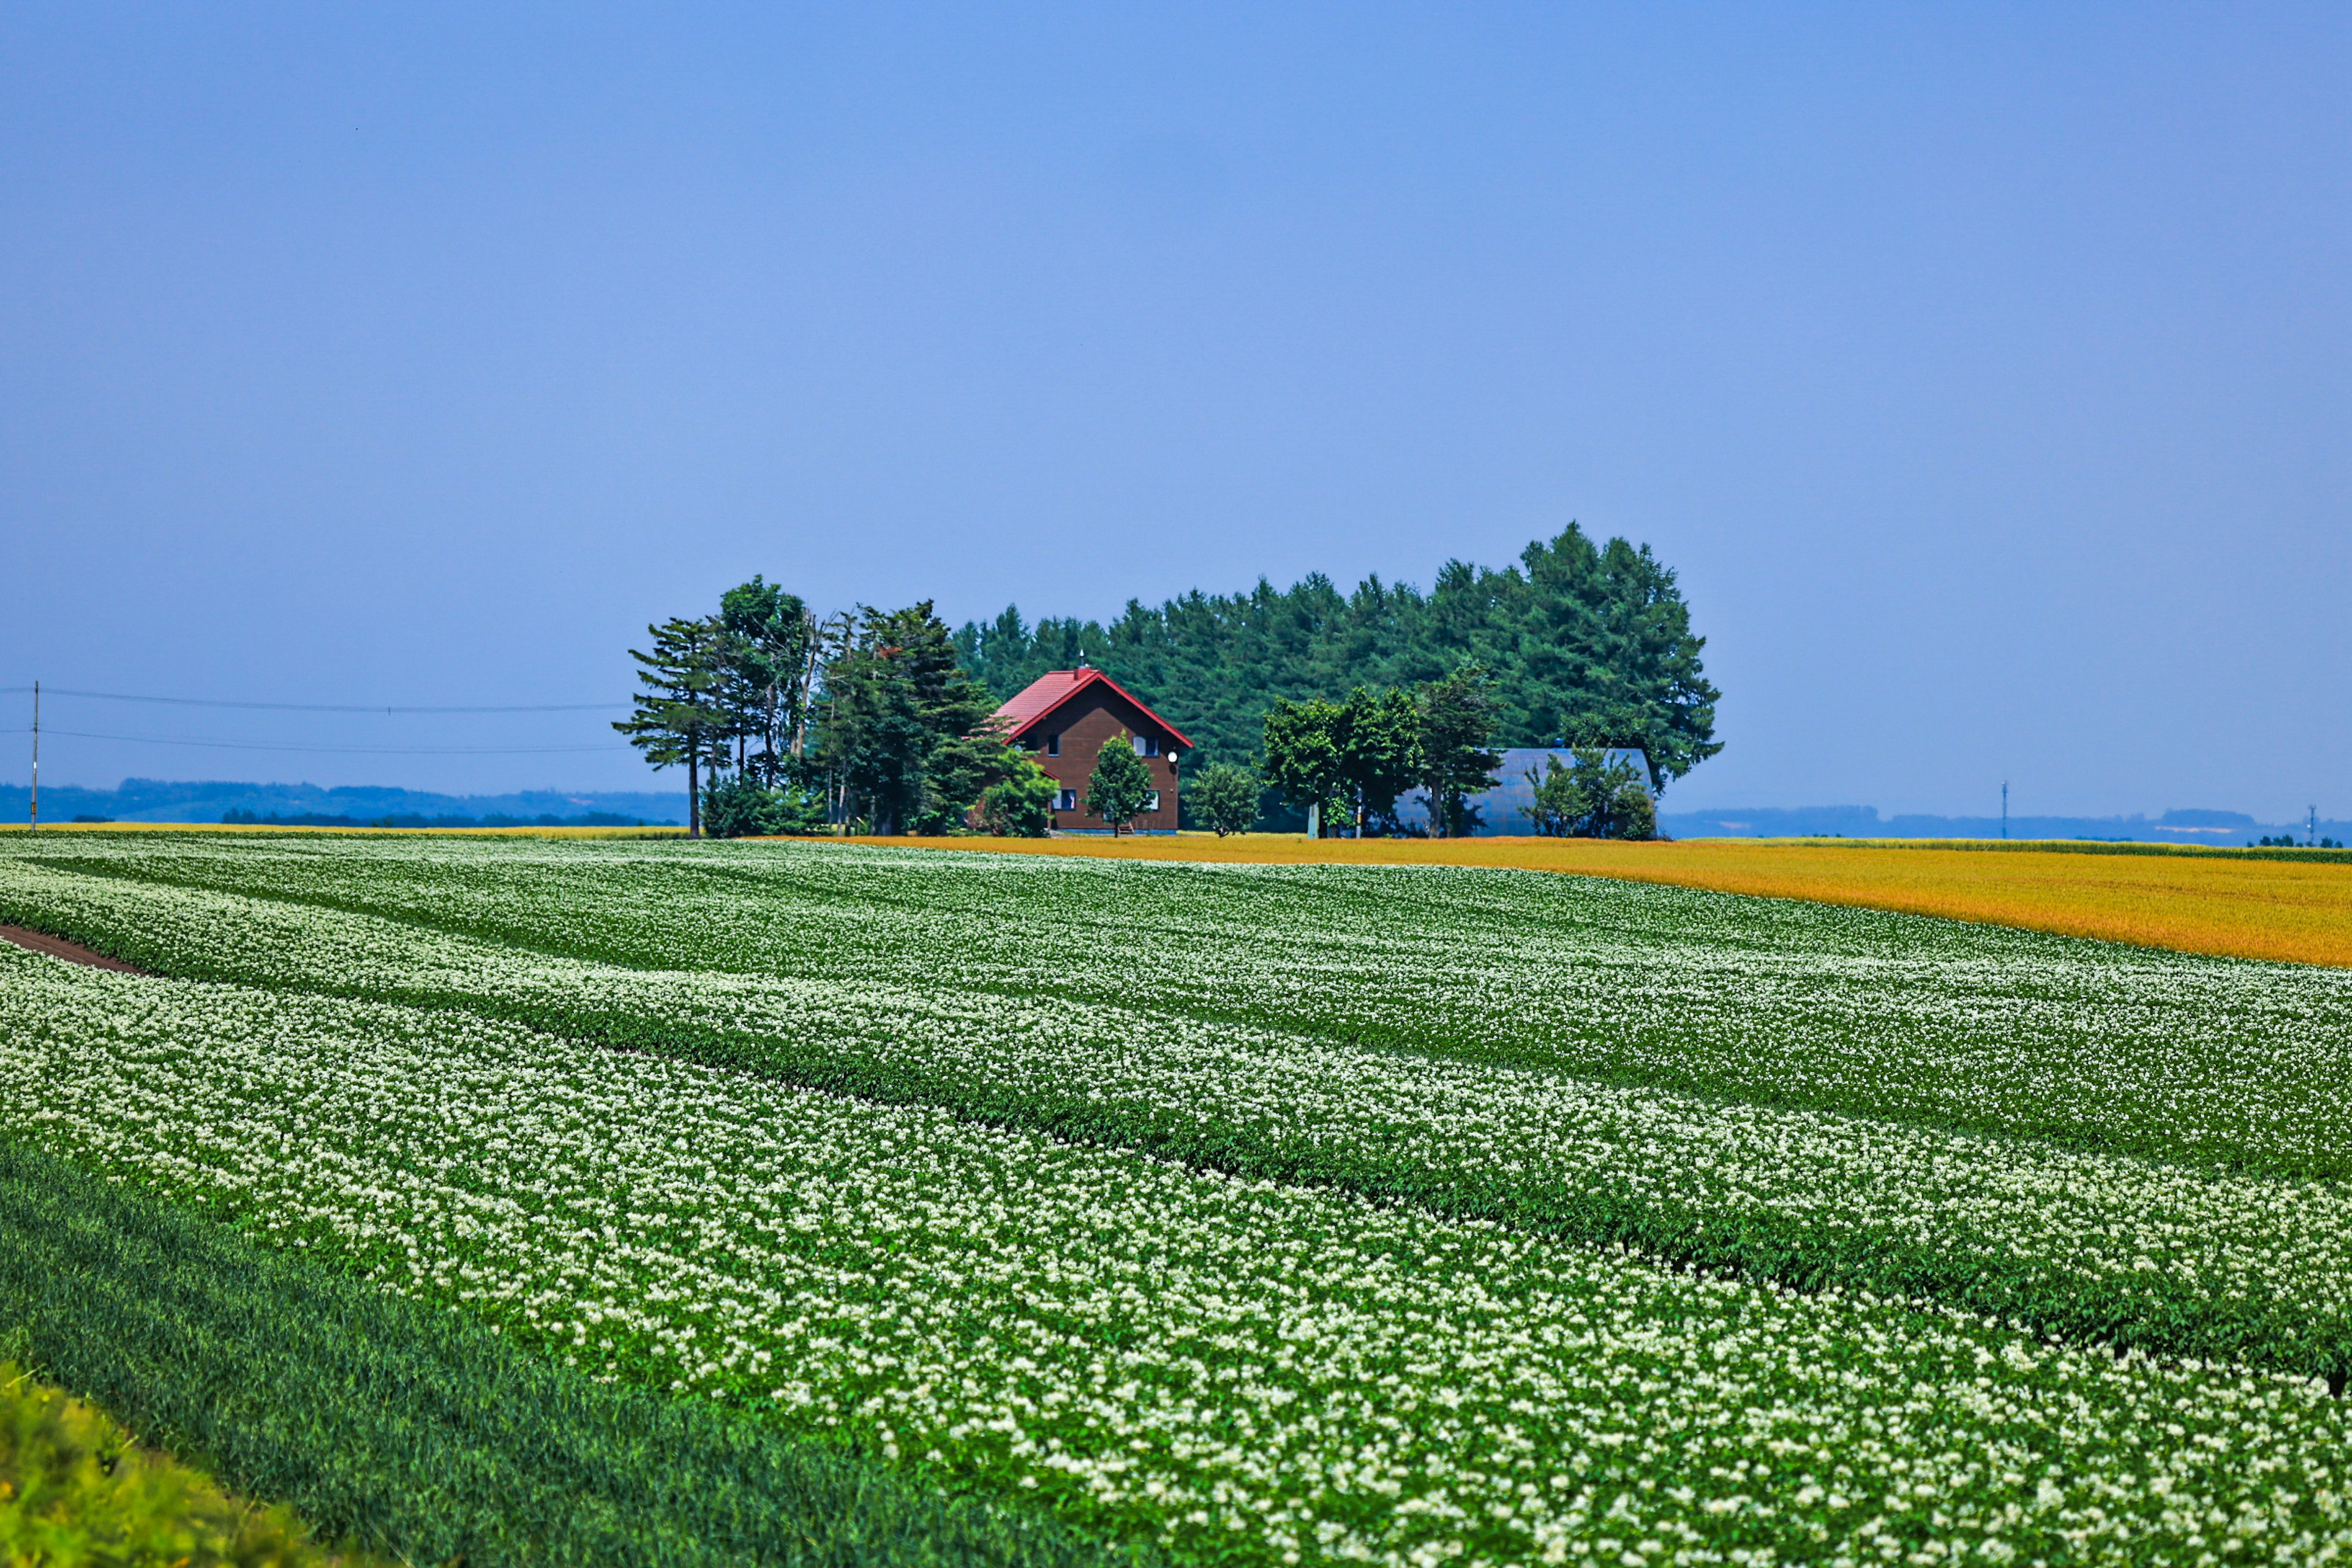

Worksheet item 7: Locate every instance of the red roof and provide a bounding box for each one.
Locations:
[993,669,1194,750]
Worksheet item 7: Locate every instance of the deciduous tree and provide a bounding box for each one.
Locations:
[1336,686,1422,835]
[1526,749,1656,840]
[1414,665,1502,839]
[1085,731,1156,834]
[1189,762,1259,836]
[1260,697,1348,836]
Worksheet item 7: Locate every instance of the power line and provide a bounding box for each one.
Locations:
[4,726,628,757]
[5,685,621,714]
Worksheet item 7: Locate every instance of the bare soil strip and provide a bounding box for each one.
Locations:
[0,925,148,974]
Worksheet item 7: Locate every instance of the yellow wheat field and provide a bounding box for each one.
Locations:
[851,834,2352,969]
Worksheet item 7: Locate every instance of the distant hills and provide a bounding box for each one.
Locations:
[2,778,2335,846]
[0,778,688,826]
[1659,805,2346,847]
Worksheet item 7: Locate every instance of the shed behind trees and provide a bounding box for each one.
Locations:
[1387,748,1653,837]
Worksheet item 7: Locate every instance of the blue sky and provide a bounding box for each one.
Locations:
[2,4,2343,817]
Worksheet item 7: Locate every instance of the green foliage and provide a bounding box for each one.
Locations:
[23,839,2346,1184]
[1526,749,1657,840]
[914,729,1017,837]
[1186,763,1258,837]
[612,617,731,837]
[819,603,1003,835]
[629,584,1016,837]
[1412,666,1502,837]
[20,839,2352,1393]
[1261,688,1423,835]
[1337,687,1422,833]
[1256,697,1346,832]
[15,841,2352,1559]
[979,756,1057,837]
[1082,733,1155,832]
[954,525,1721,785]
[699,777,830,839]
[0,1356,380,1567]
[714,577,818,785]
[0,1139,1132,1568]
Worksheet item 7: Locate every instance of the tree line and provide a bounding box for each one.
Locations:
[954,524,1720,801]
[615,581,1058,838]
[619,524,1716,839]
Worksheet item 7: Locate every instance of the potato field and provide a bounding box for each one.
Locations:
[1,833,2348,1567]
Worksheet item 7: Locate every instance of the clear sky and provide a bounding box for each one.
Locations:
[3,4,2343,818]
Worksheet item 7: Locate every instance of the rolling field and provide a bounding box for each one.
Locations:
[2,832,2349,1565]
[842,834,2352,970]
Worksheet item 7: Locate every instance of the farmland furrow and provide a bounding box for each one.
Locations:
[14,835,2347,1182]
[6,854,2351,1385]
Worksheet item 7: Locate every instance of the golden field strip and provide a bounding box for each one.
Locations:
[858,834,2352,969]
[0,822,687,840]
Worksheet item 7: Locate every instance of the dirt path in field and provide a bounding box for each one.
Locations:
[0,925,149,974]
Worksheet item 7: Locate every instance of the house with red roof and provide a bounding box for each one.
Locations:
[992,668,1192,833]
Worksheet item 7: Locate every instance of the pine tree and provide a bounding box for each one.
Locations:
[614,617,729,837]
[715,578,815,785]
[818,602,1001,834]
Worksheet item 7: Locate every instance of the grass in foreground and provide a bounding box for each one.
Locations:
[846,832,2352,967]
[1,1357,384,1567]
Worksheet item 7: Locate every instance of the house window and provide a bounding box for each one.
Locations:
[1055,788,1077,812]
[1045,733,1060,757]
[1133,734,1159,757]
[1143,790,1161,813]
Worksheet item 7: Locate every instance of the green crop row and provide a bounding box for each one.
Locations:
[6,854,2351,1387]
[0,1136,1132,1568]
[13,834,2348,1180]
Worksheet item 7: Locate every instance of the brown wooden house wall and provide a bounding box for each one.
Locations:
[1021,688,1182,833]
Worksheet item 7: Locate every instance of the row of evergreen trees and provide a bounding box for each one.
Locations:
[954,525,1722,791]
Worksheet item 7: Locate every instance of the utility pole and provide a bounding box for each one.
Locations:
[2001,780,2008,840]
[2312,806,2320,849]
[27,680,37,833]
